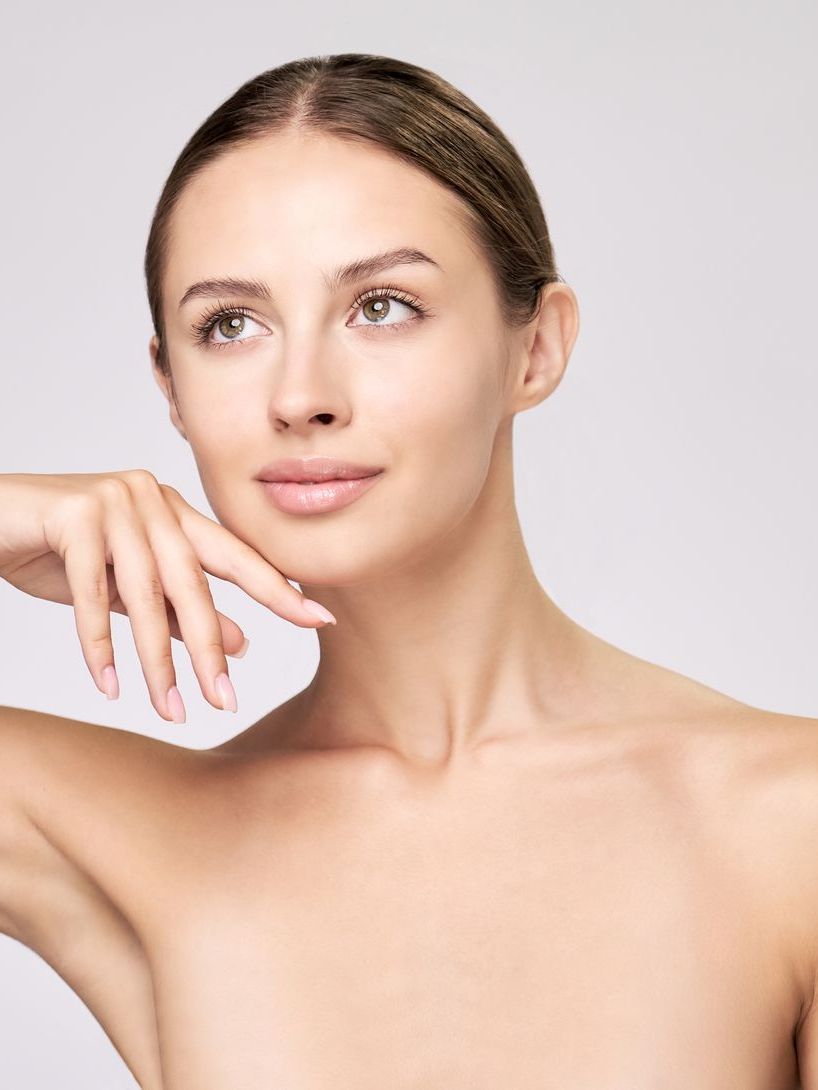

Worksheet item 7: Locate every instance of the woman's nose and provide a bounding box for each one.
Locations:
[266,349,348,433]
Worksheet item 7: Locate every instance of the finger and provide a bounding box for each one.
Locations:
[103,492,183,723]
[132,482,240,713]
[171,603,249,658]
[160,485,337,627]
[109,577,247,657]
[61,516,118,699]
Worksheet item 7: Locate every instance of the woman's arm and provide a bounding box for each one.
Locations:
[0,704,164,1090]
[0,467,333,1085]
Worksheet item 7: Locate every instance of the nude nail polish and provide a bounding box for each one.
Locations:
[215,672,238,713]
[102,664,119,701]
[302,599,337,625]
[166,685,186,724]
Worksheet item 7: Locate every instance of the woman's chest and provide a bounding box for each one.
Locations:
[138,760,802,1089]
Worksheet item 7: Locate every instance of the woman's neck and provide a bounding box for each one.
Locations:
[294,505,597,770]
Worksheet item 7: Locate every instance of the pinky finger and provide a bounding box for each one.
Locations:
[62,520,119,700]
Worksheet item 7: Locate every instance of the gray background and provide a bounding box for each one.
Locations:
[1,0,816,1085]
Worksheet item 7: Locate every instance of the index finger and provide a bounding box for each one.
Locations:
[159,486,336,627]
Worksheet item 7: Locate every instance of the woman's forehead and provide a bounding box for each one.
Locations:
[175,132,463,233]
[165,134,482,297]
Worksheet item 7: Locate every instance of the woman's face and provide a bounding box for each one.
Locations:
[152,129,529,586]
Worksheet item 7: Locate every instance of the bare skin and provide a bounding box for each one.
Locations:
[2,126,817,1088]
[2,646,818,1089]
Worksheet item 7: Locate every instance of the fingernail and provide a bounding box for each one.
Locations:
[215,672,238,713]
[166,685,186,724]
[226,636,250,659]
[102,664,119,701]
[302,599,337,625]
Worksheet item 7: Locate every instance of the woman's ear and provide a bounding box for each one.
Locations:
[149,335,188,442]
[506,283,580,415]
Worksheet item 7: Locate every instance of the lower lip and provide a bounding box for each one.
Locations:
[259,473,383,514]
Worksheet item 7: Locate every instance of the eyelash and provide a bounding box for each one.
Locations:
[189,283,431,350]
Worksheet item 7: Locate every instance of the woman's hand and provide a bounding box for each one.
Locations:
[0,470,335,724]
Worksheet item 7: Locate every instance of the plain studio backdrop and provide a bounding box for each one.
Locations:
[1,0,816,1084]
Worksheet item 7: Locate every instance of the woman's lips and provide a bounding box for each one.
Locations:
[259,472,383,514]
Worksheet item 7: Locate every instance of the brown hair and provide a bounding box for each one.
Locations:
[144,52,564,377]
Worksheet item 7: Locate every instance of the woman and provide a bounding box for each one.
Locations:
[1,52,816,1090]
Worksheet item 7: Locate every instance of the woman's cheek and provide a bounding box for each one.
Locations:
[410,409,493,517]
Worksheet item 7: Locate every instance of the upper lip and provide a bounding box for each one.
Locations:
[256,457,384,483]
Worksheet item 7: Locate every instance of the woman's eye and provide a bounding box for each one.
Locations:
[349,294,418,329]
[207,312,267,346]
[194,290,426,349]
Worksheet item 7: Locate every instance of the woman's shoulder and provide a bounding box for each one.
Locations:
[658,691,818,937]
[0,702,199,798]
[0,704,208,894]
[632,665,818,827]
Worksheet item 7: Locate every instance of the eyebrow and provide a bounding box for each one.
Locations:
[177,246,441,311]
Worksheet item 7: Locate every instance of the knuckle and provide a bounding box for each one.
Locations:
[135,577,167,610]
[86,573,110,601]
[224,539,258,582]
[121,468,159,490]
[217,551,240,583]
[223,557,239,584]
[191,643,227,681]
[200,638,226,657]
[159,481,183,503]
[93,475,133,504]
[179,565,211,596]
[151,649,175,674]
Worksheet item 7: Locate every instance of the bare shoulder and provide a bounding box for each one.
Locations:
[668,695,818,808]
[723,705,818,1068]
[0,701,197,775]
[642,675,818,858]
[0,706,180,1090]
[598,642,818,792]
[0,702,200,816]
[0,705,208,909]
[721,704,818,924]
[596,650,818,939]
[664,697,818,1004]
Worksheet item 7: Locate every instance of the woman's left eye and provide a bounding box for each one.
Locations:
[348,289,425,331]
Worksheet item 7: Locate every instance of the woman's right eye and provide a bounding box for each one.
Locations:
[193,309,269,349]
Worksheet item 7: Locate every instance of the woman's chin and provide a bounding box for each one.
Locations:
[287,565,380,589]
[283,550,407,589]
